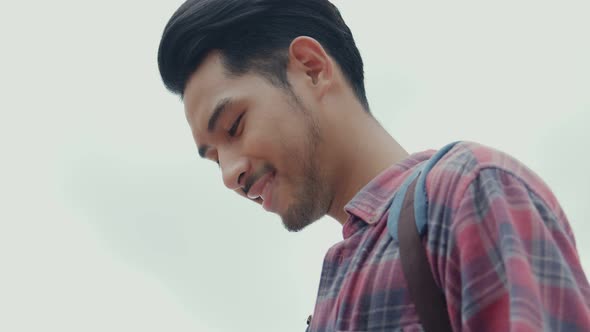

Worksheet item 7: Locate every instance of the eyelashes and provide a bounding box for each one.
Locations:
[211,111,245,166]
[228,112,244,137]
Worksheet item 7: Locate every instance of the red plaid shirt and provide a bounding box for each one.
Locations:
[307,141,590,331]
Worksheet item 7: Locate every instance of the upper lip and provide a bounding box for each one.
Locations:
[245,172,273,199]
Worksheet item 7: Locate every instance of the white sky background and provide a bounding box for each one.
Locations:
[0,1,588,331]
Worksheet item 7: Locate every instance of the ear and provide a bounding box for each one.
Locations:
[288,36,333,96]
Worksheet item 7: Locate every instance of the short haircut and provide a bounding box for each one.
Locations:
[158,0,370,112]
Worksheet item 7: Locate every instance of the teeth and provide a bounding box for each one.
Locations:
[246,173,272,200]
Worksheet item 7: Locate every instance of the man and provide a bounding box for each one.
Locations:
[157,0,590,330]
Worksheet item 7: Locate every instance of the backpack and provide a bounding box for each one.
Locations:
[387,141,459,332]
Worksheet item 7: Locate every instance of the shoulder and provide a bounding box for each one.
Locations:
[425,140,560,213]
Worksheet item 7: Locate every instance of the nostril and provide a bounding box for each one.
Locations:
[238,172,245,187]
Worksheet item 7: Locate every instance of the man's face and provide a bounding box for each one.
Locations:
[183,52,332,231]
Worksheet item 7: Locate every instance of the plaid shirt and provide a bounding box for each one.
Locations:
[307,141,590,331]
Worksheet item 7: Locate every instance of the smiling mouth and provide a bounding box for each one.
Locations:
[243,171,276,212]
[245,171,273,200]
[260,177,275,212]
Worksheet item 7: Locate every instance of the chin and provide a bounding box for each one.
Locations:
[280,213,321,233]
[282,220,308,233]
[278,191,327,232]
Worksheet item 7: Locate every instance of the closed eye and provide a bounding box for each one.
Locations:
[228,113,244,137]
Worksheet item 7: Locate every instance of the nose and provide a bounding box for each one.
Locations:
[219,148,248,190]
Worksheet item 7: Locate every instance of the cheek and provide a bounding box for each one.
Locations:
[242,130,279,161]
[242,111,309,175]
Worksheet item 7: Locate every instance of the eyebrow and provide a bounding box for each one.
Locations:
[197,97,234,158]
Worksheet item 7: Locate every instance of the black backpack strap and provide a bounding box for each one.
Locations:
[398,176,453,332]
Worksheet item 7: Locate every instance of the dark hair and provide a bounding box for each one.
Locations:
[157,0,370,112]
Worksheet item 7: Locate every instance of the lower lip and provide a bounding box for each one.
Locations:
[261,176,275,212]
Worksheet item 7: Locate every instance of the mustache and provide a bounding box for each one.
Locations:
[243,164,275,195]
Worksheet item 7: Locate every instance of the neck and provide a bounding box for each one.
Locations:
[323,110,409,225]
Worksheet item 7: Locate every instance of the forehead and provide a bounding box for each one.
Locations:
[183,52,232,127]
[183,52,269,135]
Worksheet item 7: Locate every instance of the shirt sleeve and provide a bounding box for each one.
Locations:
[444,167,590,331]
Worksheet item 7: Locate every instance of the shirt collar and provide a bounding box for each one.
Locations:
[342,149,436,239]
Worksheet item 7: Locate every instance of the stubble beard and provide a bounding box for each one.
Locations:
[281,158,328,232]
[280,111,331,232]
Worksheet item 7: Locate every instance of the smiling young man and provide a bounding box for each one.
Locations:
[157,0,590,331]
